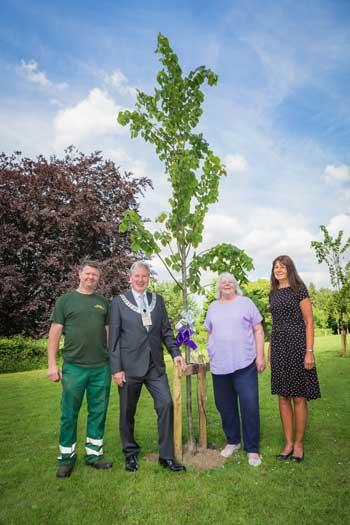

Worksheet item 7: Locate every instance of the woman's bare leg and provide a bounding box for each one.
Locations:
[292,397,308,457]
[278,396,294,454]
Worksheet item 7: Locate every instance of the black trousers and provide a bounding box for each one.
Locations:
[118,363,174,459]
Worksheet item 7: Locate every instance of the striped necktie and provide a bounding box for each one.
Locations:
[139,293,147,311]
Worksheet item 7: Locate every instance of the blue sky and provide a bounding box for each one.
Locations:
[1,0,349,287]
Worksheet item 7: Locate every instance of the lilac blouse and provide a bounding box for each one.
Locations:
[204,296,263,374]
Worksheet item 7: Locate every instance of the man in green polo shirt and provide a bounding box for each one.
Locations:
[48,259,112,478]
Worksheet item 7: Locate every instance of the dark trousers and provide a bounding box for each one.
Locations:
[118,364,174,459]
[212,361,260,453]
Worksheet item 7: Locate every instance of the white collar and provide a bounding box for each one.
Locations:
[131,288,148,306]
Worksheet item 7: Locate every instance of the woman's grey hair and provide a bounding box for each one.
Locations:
[130,260,151,276]
[216,272,243,299]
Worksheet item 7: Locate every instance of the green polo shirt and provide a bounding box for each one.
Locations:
[50,290,109,367]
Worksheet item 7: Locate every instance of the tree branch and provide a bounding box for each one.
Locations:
[156,253,183,289]
[195,248,211,257]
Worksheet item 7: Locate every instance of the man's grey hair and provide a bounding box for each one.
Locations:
[216,272,243,299]
[130,260,151,276]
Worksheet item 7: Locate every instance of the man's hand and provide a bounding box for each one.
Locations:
[173,355,187,372]
[113,371,126,387]
[47,365,61,382]
[47,322,63,382]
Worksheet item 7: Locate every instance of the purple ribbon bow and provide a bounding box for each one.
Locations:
[176,326,197,351]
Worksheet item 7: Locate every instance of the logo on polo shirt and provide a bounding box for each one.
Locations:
[94,304,105,311]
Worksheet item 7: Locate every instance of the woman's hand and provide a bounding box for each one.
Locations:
[253,322,265,373]
[256,355,266,374]
[304,351,315,370]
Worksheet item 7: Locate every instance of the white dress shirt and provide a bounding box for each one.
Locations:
[131,288,149,313]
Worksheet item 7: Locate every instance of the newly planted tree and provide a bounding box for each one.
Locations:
[117,33,253,449]
[311,226,350,355]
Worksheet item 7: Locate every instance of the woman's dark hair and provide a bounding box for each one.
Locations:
[270,255,305,295]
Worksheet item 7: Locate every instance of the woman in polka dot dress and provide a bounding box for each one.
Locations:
[269,255,321,462]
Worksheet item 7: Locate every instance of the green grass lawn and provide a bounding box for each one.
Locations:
[0,335,349,525]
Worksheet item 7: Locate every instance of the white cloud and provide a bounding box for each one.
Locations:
[147,206,333,289]
[53,88,125,150]
[103,147,130,164]
[203,214,241,246]
[123,201,340,290]
[223,153,248,173]
[244,225,313,261]
[157,207,313,276]
[244,26,309,110]
[128,159,150,180]
[18,60,67,92]
[103,148,151,181]
[19,60,50,88]
[149,256,171,282]
[104,69,137,97]
[326,214,350,237]
[324,164,350,185]
[243,208,312,248]
[198,207,321,282]
[0,107,53,156]
[299,270,330,289]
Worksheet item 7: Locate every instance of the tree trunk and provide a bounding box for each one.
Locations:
[340,328,347,357]
[181,250,195,453]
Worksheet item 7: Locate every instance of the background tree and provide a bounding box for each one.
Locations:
[242,279,272,339]
[117,33,253,449]
[309,283,336,335]
[311,226,350,356]
[0,149,150,337]
[149,280,199,329]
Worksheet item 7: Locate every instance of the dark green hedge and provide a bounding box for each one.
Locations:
[0,337,47,373]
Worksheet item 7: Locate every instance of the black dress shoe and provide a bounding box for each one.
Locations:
[159,458,186,472]
[291,454,304,463]
[276,451,293,461]
[125,455,139,472]
[87,458,113,470]
[56,464,74,478]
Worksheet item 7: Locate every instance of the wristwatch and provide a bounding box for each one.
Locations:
[306,349,314,352]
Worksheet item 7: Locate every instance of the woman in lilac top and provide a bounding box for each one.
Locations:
[204,273,265,467]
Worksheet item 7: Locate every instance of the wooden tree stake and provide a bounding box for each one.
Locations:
[173,361,183,462]
[198,362,207,449]
[173,360,210,459]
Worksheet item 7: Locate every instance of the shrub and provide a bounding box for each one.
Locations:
[0,149,151,337]
[0,337,47,373]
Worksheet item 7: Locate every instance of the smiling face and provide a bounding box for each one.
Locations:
[219,277,236,298]
[78,265,100,293]
[130,265,149,294]
[273,261,289,283]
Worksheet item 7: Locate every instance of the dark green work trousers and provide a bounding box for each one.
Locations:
[58,362,111,465]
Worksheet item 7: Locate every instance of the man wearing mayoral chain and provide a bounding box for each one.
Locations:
[109,261,187,472]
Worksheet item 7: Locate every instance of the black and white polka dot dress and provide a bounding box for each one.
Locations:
[270,285,321,400]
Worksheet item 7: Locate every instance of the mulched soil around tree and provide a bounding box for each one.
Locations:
[145,446,226,470]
